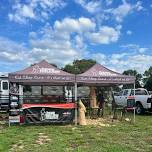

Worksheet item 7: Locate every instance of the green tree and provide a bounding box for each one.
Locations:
[144,66,152,77]
[123,70,142,88]
[63,59,96,74]
[144,66,152,91]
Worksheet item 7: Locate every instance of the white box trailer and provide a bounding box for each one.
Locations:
[0,75,9,110]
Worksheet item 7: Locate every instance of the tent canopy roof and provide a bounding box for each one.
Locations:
[9,60,75,84]
[10,60,73,76]
[77,63,135,85]
[9,61,135,85]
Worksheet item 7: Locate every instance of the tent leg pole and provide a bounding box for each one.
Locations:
[133,83,135,96]
[133,83,136,123]
[74,82,78,125]
[110,87,113,111]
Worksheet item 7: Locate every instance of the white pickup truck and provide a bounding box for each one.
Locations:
[114,88,152,114]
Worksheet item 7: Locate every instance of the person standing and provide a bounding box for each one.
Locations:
[97,92,105,117]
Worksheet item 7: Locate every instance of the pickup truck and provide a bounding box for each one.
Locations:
[114,88,152,114]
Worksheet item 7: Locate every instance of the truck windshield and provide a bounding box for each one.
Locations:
[123,90,129,96]
[119,91,123,96]
[131,90,148,95]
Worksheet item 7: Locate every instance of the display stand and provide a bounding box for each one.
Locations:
[8,83,20,126]
[112,96,136,123]
[119,97,136,123]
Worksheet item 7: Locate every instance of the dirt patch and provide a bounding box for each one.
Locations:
[0,113,8,121]
[35,133,51,145]
[144,136,152,142]
[0,113,8,126]
[10,140,24,151]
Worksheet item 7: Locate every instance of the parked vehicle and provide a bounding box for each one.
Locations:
[114,88,152,114]
[0,75,9,110]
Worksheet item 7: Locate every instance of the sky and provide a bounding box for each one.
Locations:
[0,0,152,75]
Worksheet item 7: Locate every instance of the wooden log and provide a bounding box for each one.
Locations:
[90,87,97,108]
[78,100,87,125]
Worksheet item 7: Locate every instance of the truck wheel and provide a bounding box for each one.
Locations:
[136,103,144,115]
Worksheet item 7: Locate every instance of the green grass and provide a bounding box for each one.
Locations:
[0,112,152,152]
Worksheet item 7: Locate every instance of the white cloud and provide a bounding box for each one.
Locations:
[0,36,152,74]
[29,32,37,39]
[0,52,22,61]
[21,5,35,18]
[126,30,132,35]
[54,17,96,33]
[135,1,144,11]
[138,48,148,53]
[111,53,128,59]
[120,44,139,50]
[75,0,102,13]
[92,53,107,65]
[108,51,152,73]
[127,55,152,72]
[27,20,86,66]
[105,0,113,6]
[87,26,120,44]
[88,44,152,73]
[74,35,85,49]
[75,0,144,26]
[9,4,35,23]
[9,0,66,23]
[0,16,95,68]
[53,17,121,46]
[0,34,78,67]
[29,46,80,66]
[112,0,132,22]
[0,37,27,62]
[86,51,152,73]
[105,0,144,22]
[102,53,152,73]
[121,44,150,54]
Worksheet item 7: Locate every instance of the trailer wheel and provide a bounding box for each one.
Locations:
[136,103,144,115]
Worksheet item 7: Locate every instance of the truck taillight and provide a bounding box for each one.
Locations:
[127,96,135,100]
[147,98,152,103]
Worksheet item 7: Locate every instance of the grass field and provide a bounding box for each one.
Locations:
[0,112,152,152]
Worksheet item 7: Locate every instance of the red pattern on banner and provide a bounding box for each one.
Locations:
[22,103,75,109]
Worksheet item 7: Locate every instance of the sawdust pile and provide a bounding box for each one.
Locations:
[35,133,51,145]
[86,118,116,127]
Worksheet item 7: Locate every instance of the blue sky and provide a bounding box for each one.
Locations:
[0,0,152,74]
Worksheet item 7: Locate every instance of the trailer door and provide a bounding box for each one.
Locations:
[1,80,9,96]
[0,80,9,109]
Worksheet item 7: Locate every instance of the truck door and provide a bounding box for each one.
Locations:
[133,89,149,109]
[115,90,124,105]
[120,90,129,107]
